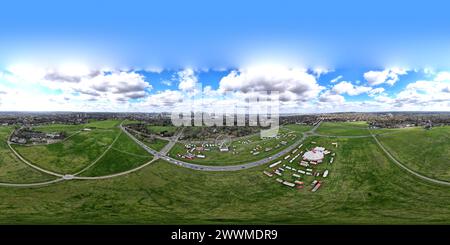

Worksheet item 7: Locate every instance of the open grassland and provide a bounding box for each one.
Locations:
[13,128,119,174]
[377,126,450,181]
[85,119,121,129]
[282,124,313,133]
[316,122,371,136]
[80,133,153,177]
[0,127,54,183]
[0,135,449,224]
[147,125,177,135]
[144,138,169,151]
[34,124,85,134]
[168,126,310,166]
[122,120,143,125]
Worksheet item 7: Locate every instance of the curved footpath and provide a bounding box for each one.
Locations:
[0,178,64,188]
[372,134,450,186]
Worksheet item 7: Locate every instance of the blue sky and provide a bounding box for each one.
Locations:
[0,0,449,112]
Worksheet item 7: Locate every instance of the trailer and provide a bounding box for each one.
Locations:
[323,170,329,178]
[263,171,273,177]
[289,154,300,163]
[311,182,322,192]
[294,180,304,185]
[297,144,303,149]
[284,155,291,160]
[282,181,295,187]
[269,160,282,168]
[298,170,306,174]
[293,173,301,178]
[276,178,283,183]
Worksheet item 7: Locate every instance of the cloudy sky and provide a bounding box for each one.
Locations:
[0,0,449,113]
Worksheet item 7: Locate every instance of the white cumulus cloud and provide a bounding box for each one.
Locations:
[218,65,324,103]
[332,81,372,96]
[363,68,408,86]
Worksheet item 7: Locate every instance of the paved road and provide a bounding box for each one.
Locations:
[159,127,184,156]
[121,121,322,171]
[372,134,450,187]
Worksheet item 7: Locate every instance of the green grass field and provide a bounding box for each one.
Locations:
[85,119,122,129]
[144,138,169,151]
[0,127,55,183]
[316,122,371,136]
[147,125,177,135]
[80,132,153,177]
[34,123,85,134]
[13,128,119,174]
[377,126,450,181]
